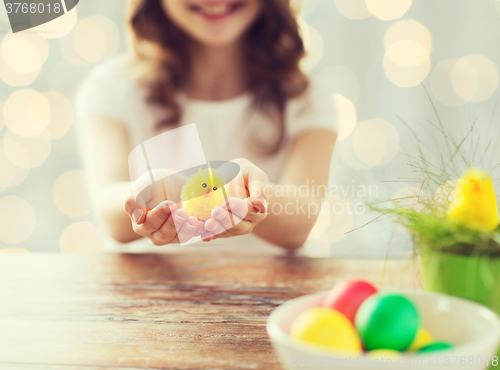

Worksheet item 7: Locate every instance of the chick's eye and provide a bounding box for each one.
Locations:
[202,183,207,188]
[213,186,217,191]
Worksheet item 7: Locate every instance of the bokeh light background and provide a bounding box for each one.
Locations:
[0,0,499,257]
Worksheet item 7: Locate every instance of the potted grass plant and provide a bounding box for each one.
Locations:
[367,91,500,356]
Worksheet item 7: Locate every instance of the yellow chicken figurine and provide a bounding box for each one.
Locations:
[447,168,500,232]
[181,167,227,221]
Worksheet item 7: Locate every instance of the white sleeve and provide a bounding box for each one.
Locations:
[286,75,338,138]
[75,58,133,125]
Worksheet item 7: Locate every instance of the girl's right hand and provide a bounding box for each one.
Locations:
[124,169,204,245]
[124,196,204,245]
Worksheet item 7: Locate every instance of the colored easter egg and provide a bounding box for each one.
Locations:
[322,279,378,324]
[408,328,434,351]
[355,294,420,351]
[417,341,454,353]
[290,307,362,352]
[368,350,403,361]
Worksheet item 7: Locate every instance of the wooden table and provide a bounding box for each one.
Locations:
[0,252,421,369]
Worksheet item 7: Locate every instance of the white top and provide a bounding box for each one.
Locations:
[76,56,338,254]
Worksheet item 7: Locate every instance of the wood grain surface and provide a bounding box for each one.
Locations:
[0,253,421,370]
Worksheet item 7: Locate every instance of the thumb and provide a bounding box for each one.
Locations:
[124,191,147,225]
[247,171,268,214]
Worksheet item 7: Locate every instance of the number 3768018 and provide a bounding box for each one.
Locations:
[5,2,62,14]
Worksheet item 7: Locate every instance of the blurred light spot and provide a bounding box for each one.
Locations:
[3,130,51,169]
[369,118,400,165]
[338,133,372,170]
[430,59,464,106]
[461,55,498,102]
[0,196,36,243]
[352,120,385,166]
[366,0,412,20]
[60,222,105,253]
[61,15,120,67]
[298,18,324,71]
[0,52,41,86]
[304,234,331,257]
[334,0,371,19]
[4,89,51,137]
[384,40,430,87]
[0,248,30,253]
[43,92,74,139]
[317,65,361,103]
[450,59,478,102]
[0,143,29,188]
[33,7,78,39]
[391,187,430,213]
[384,20,432,53]
[53,170,91,217]
[73,17,106,63]
[1,31,48,74]
[332,94,356,141]
[385,40,428,68]
[325,196,353,242]
[350,119,399,167]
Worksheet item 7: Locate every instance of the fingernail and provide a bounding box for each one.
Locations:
[262,199,268,213]
[154,201,167,210]
[173,214,185,223]
[132,208,143,223]
[214,210,225,221]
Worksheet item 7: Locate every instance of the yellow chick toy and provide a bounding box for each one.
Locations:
[181,167,227,221]
[447,168,500,232]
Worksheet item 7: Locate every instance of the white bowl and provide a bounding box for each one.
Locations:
[267,290,500,370]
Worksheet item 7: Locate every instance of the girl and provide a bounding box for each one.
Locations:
[77,0,338,252]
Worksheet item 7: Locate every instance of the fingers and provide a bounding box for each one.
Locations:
[124,194,147,225]
[133,201,177,235]
[247,168,268,214]
[209,206,234,230]
[177,216,200,243]
[226,172,248,199]
[204,205,255,240]
[220,197,267,227]
[150,207,186,245]
[223,197,264,220]
[232,158,269,212]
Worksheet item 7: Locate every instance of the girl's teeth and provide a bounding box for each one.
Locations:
[202,4,231,15]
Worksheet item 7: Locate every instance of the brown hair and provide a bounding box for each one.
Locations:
[128,0,309,154]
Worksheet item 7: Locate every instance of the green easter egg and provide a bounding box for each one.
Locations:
[417,341,454,353]
[355,293,420,351]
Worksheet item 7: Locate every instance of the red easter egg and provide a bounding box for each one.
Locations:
[322,279,378,324]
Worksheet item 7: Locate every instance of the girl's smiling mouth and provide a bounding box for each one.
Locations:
[188,1,246,20]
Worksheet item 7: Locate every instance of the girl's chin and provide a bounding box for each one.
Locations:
[191,32,243,48]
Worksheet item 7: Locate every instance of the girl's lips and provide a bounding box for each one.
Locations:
[188,1,245,21]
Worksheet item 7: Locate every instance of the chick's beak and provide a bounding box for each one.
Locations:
[473,181,481,192]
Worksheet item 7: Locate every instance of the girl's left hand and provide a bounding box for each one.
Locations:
[201,158,268,241]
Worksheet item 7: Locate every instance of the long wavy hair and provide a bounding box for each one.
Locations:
[127,0,309,154]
